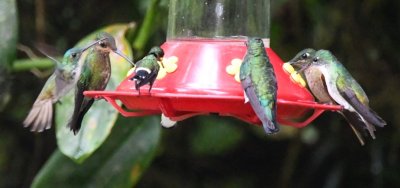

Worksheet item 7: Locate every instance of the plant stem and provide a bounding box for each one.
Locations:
[132,0,160,51]
[12,58,54,72]
[35,0,46,43]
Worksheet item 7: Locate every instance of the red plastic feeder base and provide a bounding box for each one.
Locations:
[84,39,342,128]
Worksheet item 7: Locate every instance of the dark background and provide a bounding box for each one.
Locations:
[1,0,399,187]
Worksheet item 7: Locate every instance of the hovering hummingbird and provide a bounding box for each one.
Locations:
[129,46,164,94]
[23,39,105,132]
[68,32,134,134]
[240,38,278,134]
[289,49,386,145]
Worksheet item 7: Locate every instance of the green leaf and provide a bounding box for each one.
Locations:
[32,116,161,188]
[55,23,136,162]
[133,0,160,51]
[0,0,17,111]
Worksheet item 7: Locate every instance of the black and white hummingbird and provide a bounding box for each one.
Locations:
[130,46,164,94]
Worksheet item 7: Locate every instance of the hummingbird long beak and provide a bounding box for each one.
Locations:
[81,37,108,51]
[287,60,312,73]
[113,49,135,66]
[296,62,312,73]
[159,57,165,68]
[287,59,305,65]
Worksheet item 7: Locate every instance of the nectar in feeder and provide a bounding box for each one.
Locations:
[84,0,342,128]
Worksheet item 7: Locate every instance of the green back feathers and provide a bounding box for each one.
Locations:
[246,38,266,56]
[316,50,369,105]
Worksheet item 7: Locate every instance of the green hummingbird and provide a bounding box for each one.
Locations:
[289,49,365,143]
[23,39,104,132]
[289,49,386,144]
[239,38,278,134]
[129,46,164,94]
[288,48,335,103]
[68,32,134,134]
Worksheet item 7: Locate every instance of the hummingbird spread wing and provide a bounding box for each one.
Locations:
[23,75,58,132]
[54,70,77,98]
[55,75,72,97]
[25,66,82,132]
[23,99,53,132]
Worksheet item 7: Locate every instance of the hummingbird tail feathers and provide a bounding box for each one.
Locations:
[241,75,279,134]
[68,84,94,135]
[68,98,94,135]
[340,88,386,127]
[261,117,279,135]
[69,98,94,135]
[364,108,386,127]
[340,110,368,145]
[348,123,366,146]
[23,99,54,132]
[365,121,376,139]
[244,86,278,134]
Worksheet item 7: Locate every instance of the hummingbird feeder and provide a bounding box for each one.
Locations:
[84,0,342,128]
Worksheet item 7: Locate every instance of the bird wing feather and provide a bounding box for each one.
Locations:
[241,73,277,134]
[336,77,386,127]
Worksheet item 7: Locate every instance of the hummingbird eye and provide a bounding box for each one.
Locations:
[313,57,319,62]
[71,53,77,58]
[301,53,310,59]
[99,41,107,48]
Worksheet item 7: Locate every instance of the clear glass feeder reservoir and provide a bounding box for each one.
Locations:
[85,0,342,127]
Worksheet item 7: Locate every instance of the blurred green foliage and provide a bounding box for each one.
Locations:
[32,117,161,188]
[0,0,399,187]
[0,0,17,111]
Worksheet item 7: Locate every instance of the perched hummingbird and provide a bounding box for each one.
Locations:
[130,46,164,94]
[240,38,278,134]
[289,49,386,145]
[68,32,134,134]
[288,48,335,103]
[23,39,104,132]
